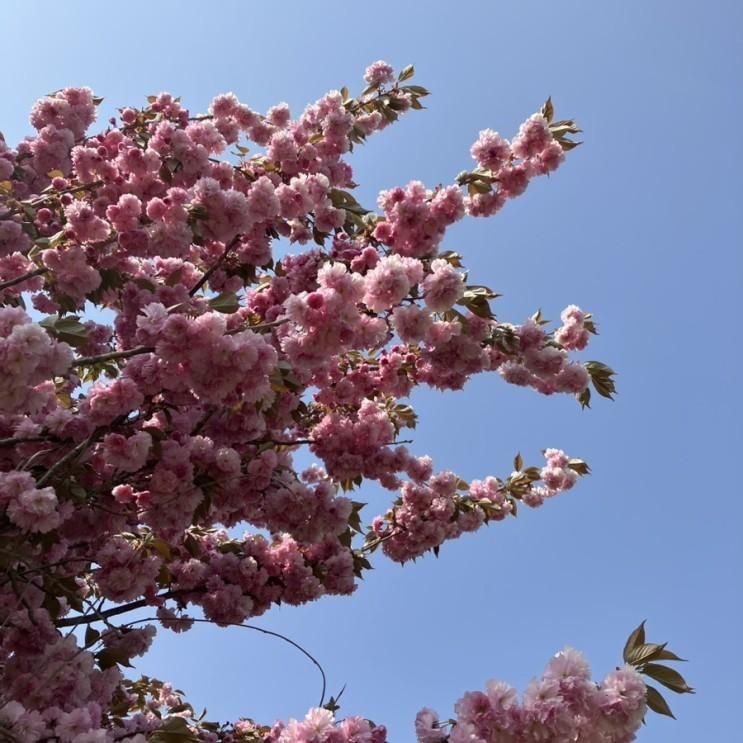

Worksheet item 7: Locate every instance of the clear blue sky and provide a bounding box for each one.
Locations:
[3,1,741,740]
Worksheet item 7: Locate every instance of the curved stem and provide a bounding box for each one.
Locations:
[124,615,328,707]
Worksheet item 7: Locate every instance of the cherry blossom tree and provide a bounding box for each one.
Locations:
[0,61,692,742]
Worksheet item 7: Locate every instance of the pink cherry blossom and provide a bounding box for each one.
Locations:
[0,69,656,743]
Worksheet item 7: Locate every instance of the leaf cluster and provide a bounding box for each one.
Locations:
[623,621,694,719]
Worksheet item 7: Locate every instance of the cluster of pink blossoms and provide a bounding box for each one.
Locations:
[465,112,567,218]
[374,181,465,258]
[268,708,387,743]
[415,648,647,743]
[0,307,73,413]
[0,61,643,741]
[186,650,648,743]
[370,448,583,563]
[555,304,592,351]
[0,470,66,534]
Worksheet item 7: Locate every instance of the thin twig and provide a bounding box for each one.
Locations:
[28,180,103,206]
[234,317,289,333]
[123,615,328,707]
[358,529,400,555]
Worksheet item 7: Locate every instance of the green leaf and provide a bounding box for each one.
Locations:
[627,643,662,665]
[96,646,134,670]
[380,105,398,123]
[393,403,418,429]
[165,268,184,287]
[168,703,194,714]
[530,308,550,326]
[208,292,240,314]
[540,97,554,123]
[623,620,646,663]
[550,118,582,133]
[329,188,369,215]
[352,553,373,578]
[348,503,364,533]
[149,716,200,743]
[651,648,687,662]
[585,361,617,400]
[398,64,415,82]
[439,250,464,267]
[386,96,407,112]
[85,626,100,647]
[642,664,694,694]
[39,314,90,348]
[457,293,494,319]
[313,226,327,245]
[645,685,676,719]
[463,285,499,300]
[42,592,61,621]
[324,695,342,714]
[150,538,172,560]
[566,458,590,476]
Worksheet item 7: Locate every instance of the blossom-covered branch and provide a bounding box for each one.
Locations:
[0,59,676,742]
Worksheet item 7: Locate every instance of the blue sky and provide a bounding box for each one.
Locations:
[3,1,741,740]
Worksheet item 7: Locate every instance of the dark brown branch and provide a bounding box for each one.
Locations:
[55,590,179,628]
[0,435,55,447]
[71,345,154,368]
[0,267,48,292]
[189,234,241,296]
[70,317,288,369]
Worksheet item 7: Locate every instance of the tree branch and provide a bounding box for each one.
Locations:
[0,267,47,292]
[189,234,241,296]
[71,345,154,368]
[0,435,55,447]
[28,180,103,207]
[36,432,95,487]
[55,591,179,628]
